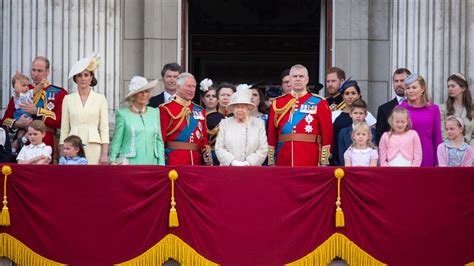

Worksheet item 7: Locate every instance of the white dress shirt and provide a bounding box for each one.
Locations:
[16,143,52,162]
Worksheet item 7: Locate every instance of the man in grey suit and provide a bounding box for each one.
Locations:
[148,63,183,107]
[375,68,411,144]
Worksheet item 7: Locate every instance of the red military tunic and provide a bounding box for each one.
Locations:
[1,83,67,158]
[159,96,210,165]
[267,90,333,166]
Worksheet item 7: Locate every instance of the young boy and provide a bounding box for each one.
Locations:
[337,99,377,166]
[16,120,52,164]
[11,71,34,152]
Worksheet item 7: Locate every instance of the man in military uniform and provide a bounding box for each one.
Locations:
[325,67,346,111]
[159,73,212,165]
[1,56,66,160]
[268,64,333,166]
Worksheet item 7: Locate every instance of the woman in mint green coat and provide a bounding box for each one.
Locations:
[110,76,165,165]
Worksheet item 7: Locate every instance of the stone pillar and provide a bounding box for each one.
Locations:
[391,0,474,104]
[334,0,392,114]
[0,0,122,111]
[122,0,179,104]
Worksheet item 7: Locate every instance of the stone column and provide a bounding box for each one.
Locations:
[333,0,392,114]
[122,0,180,104]
[391,0,474,104]
[0,0,122,111]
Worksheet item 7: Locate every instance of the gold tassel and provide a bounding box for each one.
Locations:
[168,170,179,228]
[334,168,345,228]
[1,165,12,226]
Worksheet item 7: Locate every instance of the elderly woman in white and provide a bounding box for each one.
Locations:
[215,88,268,166]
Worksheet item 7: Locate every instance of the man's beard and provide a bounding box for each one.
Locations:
[395,87,405,97]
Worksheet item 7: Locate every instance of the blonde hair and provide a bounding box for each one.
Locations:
[445,115,467,139]
[350,122,376,149]
[28,120,46,133]
[387,107,412,136]
[11,72,29,88]
[407,75,431,105]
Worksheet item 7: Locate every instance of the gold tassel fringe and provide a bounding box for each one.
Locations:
[286,233,386,266]
[168,169,179,228]
[1,165,12,226]
[466,263,474,266]
[116,234,217,266]
[169,208,179,228]
[334,168,345,228]
[0,233,65,265]
[335,207,344,228]
[1,205,10,226]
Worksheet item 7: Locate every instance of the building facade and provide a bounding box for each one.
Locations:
[1,0,473,117]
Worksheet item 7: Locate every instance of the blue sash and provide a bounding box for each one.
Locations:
[175,105,200,142]
[280,95,321,136]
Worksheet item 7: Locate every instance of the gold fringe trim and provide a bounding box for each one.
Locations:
[466,263,474,266]
[116,234,218,266]
[286,233,386,266]
[0,233,65,265]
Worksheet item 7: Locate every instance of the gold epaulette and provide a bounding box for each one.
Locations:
[311,93,326,100]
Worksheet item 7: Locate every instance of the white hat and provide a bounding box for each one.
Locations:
[68,53,100,79]
[226,88,255,113]
[123,76,159,101]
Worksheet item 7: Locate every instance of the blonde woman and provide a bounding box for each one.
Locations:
[399,73,442,166]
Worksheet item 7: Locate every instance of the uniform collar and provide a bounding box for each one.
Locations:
[174,95,192,107]
[291,89,308,99]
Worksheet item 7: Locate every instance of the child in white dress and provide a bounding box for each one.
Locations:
[344,122,378,166]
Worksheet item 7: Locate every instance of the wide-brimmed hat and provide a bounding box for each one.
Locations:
[226,86,255,112]
[68,53,100,79]
[123,76,160,101]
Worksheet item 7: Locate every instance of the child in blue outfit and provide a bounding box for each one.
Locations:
[338,99,377,166]
[11,72,34,152]
[59,135,88,165]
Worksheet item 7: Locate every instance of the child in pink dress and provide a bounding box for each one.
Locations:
[344,122,378,166]
[437,116,473,166]
[379,107,422,166]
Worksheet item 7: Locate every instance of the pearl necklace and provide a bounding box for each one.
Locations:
[131,105,146,114]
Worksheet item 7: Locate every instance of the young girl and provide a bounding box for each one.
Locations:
[16,120,52,164]
[344,122,378,166]
[379,107,422,166]
[59,135,88,165]
[437,116,473,166]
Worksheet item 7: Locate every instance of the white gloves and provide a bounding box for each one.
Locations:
[231,160,250,166]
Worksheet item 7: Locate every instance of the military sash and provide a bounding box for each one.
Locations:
[175,105,201,142]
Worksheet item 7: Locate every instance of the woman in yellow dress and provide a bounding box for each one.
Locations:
[60,53,109,164]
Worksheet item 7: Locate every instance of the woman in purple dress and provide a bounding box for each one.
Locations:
[400,74,442,166]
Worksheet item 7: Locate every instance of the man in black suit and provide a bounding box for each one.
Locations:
[375,68,411,144]
[148,63,183,107]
